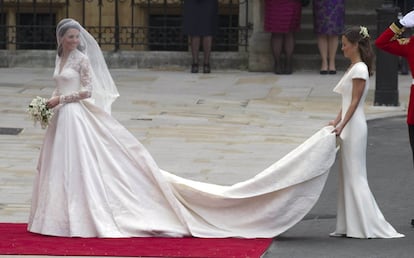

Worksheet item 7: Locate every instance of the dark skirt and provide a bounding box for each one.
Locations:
[312,0,345,35]
[264,0,302,33]
[182,0,219,36]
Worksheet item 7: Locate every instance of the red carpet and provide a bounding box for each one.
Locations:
[0,223,273,257]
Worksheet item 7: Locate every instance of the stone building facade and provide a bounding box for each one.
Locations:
[0,0,395,71]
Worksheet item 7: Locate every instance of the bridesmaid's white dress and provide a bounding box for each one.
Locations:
[331,62,404,238]
[28,49,338,238]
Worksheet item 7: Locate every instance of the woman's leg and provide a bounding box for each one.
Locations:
[317,34,328,73]
[202,36,212,65]
[190,36,201,73]
[271,33,283,74]
[202,36,212,73]
[283,32,295,74]
[328,35,339,73]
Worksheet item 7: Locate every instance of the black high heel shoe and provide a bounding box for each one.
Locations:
[191,63,199,73]
[203,64,210,74]
[284,58,293,75]
[274,61,283,74]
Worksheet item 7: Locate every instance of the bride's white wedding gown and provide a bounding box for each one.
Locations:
[28,49,338,238]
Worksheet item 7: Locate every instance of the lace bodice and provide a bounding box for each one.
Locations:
[52,49,92,104]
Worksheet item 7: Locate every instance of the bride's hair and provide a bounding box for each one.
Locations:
[343,26,375,76]
[56,19,84,57]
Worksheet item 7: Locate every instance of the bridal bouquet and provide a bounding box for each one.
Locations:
[26,96,53,129]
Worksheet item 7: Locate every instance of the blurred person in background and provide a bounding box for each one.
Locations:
[182,0,219,74]
[312,0,345,75]
[264,0,303,74]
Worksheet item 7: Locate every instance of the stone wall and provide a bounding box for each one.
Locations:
[0,0,398,71]
[0,49,248,70]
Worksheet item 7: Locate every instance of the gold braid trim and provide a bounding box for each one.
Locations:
[390,23,404,35]
[390,23,405,41]
[397,38,411,45]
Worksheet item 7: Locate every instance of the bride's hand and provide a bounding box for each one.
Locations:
[328,120,336,126]
[46,96,60,109]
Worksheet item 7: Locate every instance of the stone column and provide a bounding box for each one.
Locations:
[247,0,272,72]
[7,9,15,51]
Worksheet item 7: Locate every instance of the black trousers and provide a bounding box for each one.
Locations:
[409,125,414,166]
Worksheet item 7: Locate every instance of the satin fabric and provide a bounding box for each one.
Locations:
[332,62,404,238]
[28,51,339,238]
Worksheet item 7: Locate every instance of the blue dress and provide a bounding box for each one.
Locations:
[182,0,218,36]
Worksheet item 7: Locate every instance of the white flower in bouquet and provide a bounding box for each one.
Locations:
[26,96,54,129]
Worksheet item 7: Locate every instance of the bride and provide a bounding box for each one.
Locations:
[28,18,338,238]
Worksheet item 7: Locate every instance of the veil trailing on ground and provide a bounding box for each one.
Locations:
[56,18,119,114]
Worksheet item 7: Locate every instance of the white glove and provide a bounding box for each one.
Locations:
[400,10,414,27]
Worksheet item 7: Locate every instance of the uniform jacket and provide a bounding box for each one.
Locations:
[375,20,414,124]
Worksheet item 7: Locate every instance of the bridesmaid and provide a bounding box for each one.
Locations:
[329,26,404,238]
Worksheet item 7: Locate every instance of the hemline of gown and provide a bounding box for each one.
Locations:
[330,232,405,239]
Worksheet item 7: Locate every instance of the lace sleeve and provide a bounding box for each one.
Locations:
[59,56,93,104]
[51,89,59,97]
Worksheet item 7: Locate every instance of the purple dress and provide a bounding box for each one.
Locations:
[312,0,345,35]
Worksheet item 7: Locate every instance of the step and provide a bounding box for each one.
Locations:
[292,54,349,72]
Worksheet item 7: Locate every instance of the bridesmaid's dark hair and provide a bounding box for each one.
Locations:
[342,26,375,76]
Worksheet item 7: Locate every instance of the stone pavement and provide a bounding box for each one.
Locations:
[0,67,412,257]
